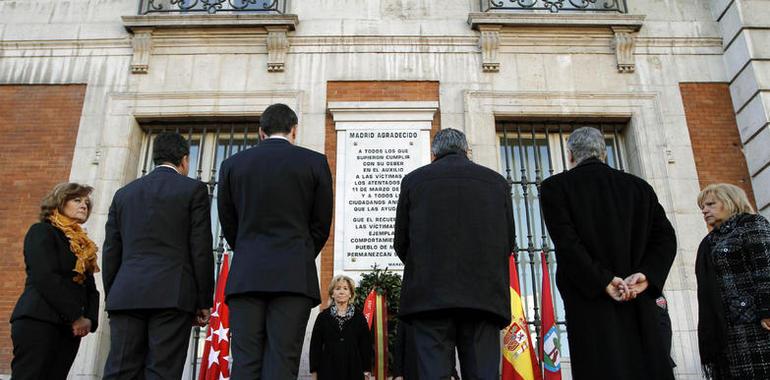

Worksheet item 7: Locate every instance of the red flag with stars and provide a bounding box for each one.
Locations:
[199,253,231,380]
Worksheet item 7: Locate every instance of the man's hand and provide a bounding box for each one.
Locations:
[761,319,770,331]
[195,308,211,327]
[311,372,318,380]
[624,273,649,299]
[72,317,92,337]
[606,277,630,302]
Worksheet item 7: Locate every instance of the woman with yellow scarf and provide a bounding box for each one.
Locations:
[10,182,100,379]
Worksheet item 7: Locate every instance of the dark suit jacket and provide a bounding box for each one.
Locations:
[394,153,513,327]
[11,222,99,331]
[102,166,214,312]
[218,138,333,305]
[539,157,677,380]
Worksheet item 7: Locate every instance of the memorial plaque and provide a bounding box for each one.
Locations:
[342,129,425,270]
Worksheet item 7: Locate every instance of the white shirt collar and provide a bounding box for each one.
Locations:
[157,164,180,174]
[267,135,290,142]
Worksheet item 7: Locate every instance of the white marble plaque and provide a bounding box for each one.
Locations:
[343,130,424,270]
[329,101,437,274]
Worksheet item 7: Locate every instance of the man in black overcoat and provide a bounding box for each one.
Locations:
[217,103,333,379]
[539,127,677,380]
[102,132,214,379]
[394,128,513,380]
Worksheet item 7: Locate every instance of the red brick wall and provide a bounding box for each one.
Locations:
[320,81,440,306]
[680,83,756,208]
[0,85,86,371]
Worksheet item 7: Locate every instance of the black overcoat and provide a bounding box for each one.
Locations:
[218,138,333,305]
[309,308,373,380]
[539,158,677,380]
[11,222,99,330]
[102,166,215,312]
[394,153,513,327]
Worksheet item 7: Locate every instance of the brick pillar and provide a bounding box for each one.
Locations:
[0,84,86,372]
[680,83,756,208]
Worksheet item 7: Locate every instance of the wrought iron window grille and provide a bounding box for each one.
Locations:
[498,121,626,364]
[481,0,628,13]
[138,0,285,15]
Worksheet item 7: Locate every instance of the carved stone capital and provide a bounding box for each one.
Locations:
[611,26,638,73]
[478,24,501,73]
[130,28,153,74]
[265,26,290,72]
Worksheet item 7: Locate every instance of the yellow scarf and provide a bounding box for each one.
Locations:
[48,210,100,284]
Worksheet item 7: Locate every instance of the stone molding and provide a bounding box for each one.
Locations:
[328,101,439,125]
[478,25,501,72]
[611,26,638,73]
[121,14,298,74]
[129,28,152,74]
[266,26,290,72]
[0,35,720,58]
[468,12,644,73]
[107,90,303,119]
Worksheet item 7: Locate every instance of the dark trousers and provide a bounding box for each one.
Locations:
[410,311,500,380]
[228,293,313,380]
[103,309,194,380]
[11,318,81,380]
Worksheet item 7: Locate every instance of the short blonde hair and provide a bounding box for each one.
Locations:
[697,183,755,217]
[327,275,356,302]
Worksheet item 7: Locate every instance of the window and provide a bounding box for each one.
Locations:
[497,121,626,362]
[138,121,259,379]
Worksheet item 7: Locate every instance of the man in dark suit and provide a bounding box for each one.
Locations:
[394,128,513,380]
[218,103,333,379]
[539,127,677,380]
[102,132,214,379]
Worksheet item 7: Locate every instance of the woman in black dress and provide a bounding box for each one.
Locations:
[10,183,100,379]
[696,183,770,379]
[310,275,372,380]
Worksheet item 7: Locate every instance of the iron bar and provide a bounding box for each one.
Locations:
[139,0,285,15]
[481,0,627,13]
[613,126,625,172]
[141,128,154,177]
[196,128,206,181]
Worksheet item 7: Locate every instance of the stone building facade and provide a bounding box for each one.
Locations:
[1,0,768,378]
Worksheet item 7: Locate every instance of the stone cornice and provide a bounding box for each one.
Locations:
[121,14,298,32]
[467,12,644,30]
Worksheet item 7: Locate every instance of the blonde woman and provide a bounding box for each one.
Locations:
[309,275,372,380]
[10,183,100,379]
[696,183,770,379]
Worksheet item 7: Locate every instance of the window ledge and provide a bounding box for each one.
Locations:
[122,14,297,31]
[467,12,644,30]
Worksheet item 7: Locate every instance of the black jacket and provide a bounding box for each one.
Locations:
[539,158,677,380]
[218,138,333,305]
[309,308,372,379]
[11,222,99,331]
[394,153,513,327]
[102,166,214,312]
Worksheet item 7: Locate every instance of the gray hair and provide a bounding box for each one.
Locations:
[567,127,606,164]
[431,128,468,158]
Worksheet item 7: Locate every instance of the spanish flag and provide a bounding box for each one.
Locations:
[502,254,541,380]
[363,289,388,379]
